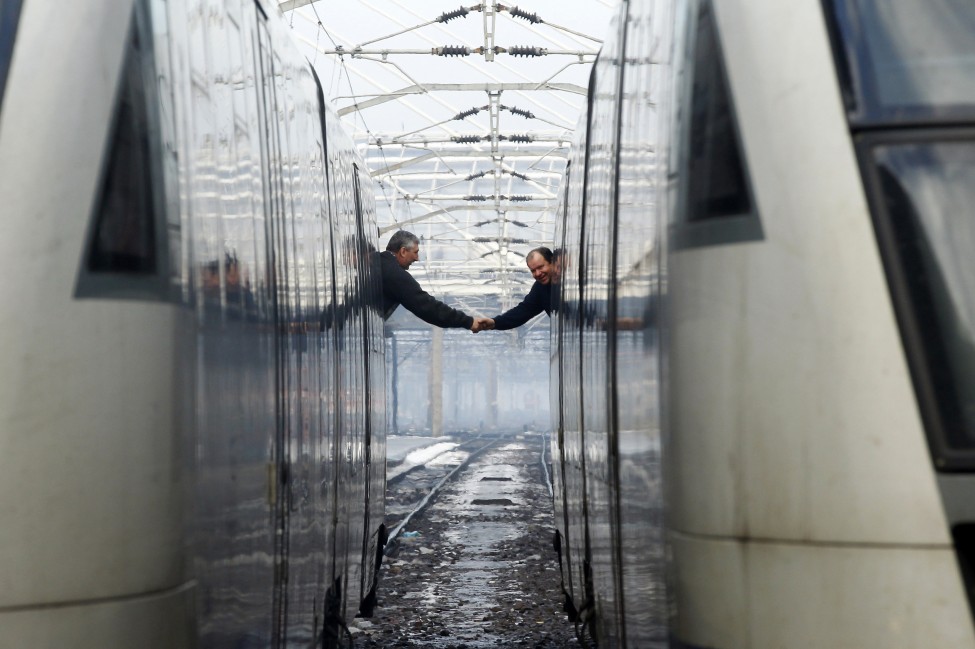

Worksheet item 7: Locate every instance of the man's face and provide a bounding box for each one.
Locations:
[395,244,420,269]
[527,253,553,285]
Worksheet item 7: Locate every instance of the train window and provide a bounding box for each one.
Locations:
[76,0,172,300]
[0,0,23,112]
[351,164,366,297]
[673,0,762,248]
[824,0,975,125]
[88,24,156,275]
[863,137,975,469]
[351,164,383,318]
[352,164,364,224]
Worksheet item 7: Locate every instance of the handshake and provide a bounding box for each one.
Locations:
[470,317,495,333]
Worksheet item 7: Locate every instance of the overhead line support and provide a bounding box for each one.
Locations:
[483,0,497,62]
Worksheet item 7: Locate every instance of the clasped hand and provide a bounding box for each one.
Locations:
[470,317,495,333]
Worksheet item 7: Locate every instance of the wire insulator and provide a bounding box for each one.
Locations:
[454,106,482,120]
[507,134,533,143]
[452,135,483,143]
[510,220,529,228]
[508,6,542,24]
[503,105,535,119]
[465,171,488,181]
[507,46,545,57]
[506,170,530,182]
[465,195,489,202]
[437,7,469,22]
[436,46,471,57]
[508,195,532,202]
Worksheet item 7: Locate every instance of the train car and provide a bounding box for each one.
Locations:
[0,0,386,647]
[551,0,672,645]
[551,0,975,646]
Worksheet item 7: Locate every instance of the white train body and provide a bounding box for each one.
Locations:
[552,0,975,646]
[0,0,385,646]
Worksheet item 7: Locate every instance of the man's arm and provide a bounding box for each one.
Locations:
[490,282,547,330]
[387,264,474,329]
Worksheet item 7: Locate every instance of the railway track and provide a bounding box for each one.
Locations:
[355,431,577,648]
[383,433,509,555]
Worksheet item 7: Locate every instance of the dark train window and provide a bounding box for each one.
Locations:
[863,138,975,469]
[352,164,364,224]
[674,0,762,248]
[77,0,171,300]
[687,2,751,222]
[88,9,156,274]
[0,0,23,112]
[352,164,366,292]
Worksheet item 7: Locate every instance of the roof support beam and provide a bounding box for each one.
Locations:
[278,0,316,10]
[336,82,587,116]
[371,148,567,177]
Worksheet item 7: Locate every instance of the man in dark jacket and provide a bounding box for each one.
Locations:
[482,247,561,331]
[381,230,491,332]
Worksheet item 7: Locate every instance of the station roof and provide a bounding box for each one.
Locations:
[278,1,617,313]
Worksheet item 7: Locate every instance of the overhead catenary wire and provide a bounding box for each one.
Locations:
[361,0,590,119]
[300,5,445,246]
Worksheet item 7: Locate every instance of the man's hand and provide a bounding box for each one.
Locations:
[471,317,495,333]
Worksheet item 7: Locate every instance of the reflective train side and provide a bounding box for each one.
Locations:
[551,0,975,646]
[0,0,385,647]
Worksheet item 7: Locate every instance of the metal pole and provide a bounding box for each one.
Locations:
[390,331,399,435]
[488,352,498,431]
[429,326,444,436]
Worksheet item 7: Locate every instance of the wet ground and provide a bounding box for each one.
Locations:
[353,433,587,648]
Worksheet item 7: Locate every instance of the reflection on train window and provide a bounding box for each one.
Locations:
[824,0,975,124]
[0,0,23,111]
[872,140,975,465]
[77,1,171,301]
[686,1,751,223]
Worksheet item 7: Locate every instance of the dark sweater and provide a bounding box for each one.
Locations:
[379,251,473,329]
[491,280,553,330]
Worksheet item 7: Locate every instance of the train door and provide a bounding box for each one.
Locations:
[560,80,594,635]
[286,63,336,644]
[352,163,386,612]
[552,161,578,614]
[336,157,368,624]
[352,165,370,607]
[308,66,348,643]
[612,0,672,644]
[319,128,365,627]
[580,6,628,637]
[273,48,329,644]
[254,8,293,644]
